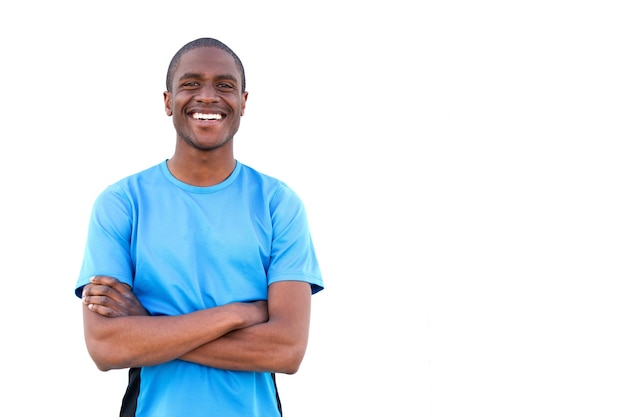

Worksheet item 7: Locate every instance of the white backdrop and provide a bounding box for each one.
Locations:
[1,1,624,416]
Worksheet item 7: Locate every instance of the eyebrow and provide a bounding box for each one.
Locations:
[178,72,239,85]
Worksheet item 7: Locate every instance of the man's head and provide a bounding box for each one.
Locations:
[166,38,246,93]
[163,38,248,154]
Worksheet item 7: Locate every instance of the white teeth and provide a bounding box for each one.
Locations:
[193,113,222,120]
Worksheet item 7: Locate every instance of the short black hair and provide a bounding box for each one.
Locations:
[165,38,246,93]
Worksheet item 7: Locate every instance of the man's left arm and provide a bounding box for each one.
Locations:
[180,280,312,374]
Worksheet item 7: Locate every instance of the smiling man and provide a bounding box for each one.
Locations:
[75,38,324,417]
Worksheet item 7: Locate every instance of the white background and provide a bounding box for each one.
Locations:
[1,1,625,416]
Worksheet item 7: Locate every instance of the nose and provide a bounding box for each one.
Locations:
[196,84,219,103]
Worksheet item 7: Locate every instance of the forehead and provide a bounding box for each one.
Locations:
[174,47,240,82]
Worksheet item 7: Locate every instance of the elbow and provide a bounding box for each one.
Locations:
[89,350,116,372]
[83,308,134,371]
[91,352,131,372]
[277,343,307,375]
[94,361,114,372]
[86,341,132,372]
[282,363,301,375]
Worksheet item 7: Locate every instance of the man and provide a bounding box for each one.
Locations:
[75,37,324,417]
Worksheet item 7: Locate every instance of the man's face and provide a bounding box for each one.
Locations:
[164,47,247,152]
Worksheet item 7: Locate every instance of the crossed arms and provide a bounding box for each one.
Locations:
[81,276,311,374]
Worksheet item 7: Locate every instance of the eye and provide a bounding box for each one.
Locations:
[182,81,200,87]
[217,82,235,90]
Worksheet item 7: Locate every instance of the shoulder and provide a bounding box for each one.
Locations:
[237,162,301,203]
[103,161,164,192]
[236,164,311,233]
[94,162,164,208]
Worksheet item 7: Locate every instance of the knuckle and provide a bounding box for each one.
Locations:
[82,284,93,296]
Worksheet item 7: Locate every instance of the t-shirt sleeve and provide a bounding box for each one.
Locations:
[74,185,135,297]
[266,185,324,294]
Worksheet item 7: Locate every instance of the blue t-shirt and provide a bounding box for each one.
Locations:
[75,160,324,417]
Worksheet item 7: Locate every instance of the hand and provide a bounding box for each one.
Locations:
[82,275,149,318]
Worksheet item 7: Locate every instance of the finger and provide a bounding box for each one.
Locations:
[91,276,133,295]
[83,285,119,305]
[90,275,133,290]
[81,283,94,298]
[84,290,147,317]
[83,294,112,307]
[84,294,135,317]
[90,275,120,285]
[84,282,133,306]
[87,302,121,318]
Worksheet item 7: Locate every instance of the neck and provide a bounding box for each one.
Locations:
[166,151,236,187]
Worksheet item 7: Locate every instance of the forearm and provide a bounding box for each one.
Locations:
[181,282,313,374]
[181,320,308,374]
[83,302,260,371]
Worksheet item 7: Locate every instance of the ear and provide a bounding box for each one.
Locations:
[164,91,173,116]
[240,91,248,116]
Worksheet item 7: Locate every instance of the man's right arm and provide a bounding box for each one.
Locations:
[81,276,268,371]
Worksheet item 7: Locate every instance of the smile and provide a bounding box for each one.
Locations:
[192,113,222,121]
